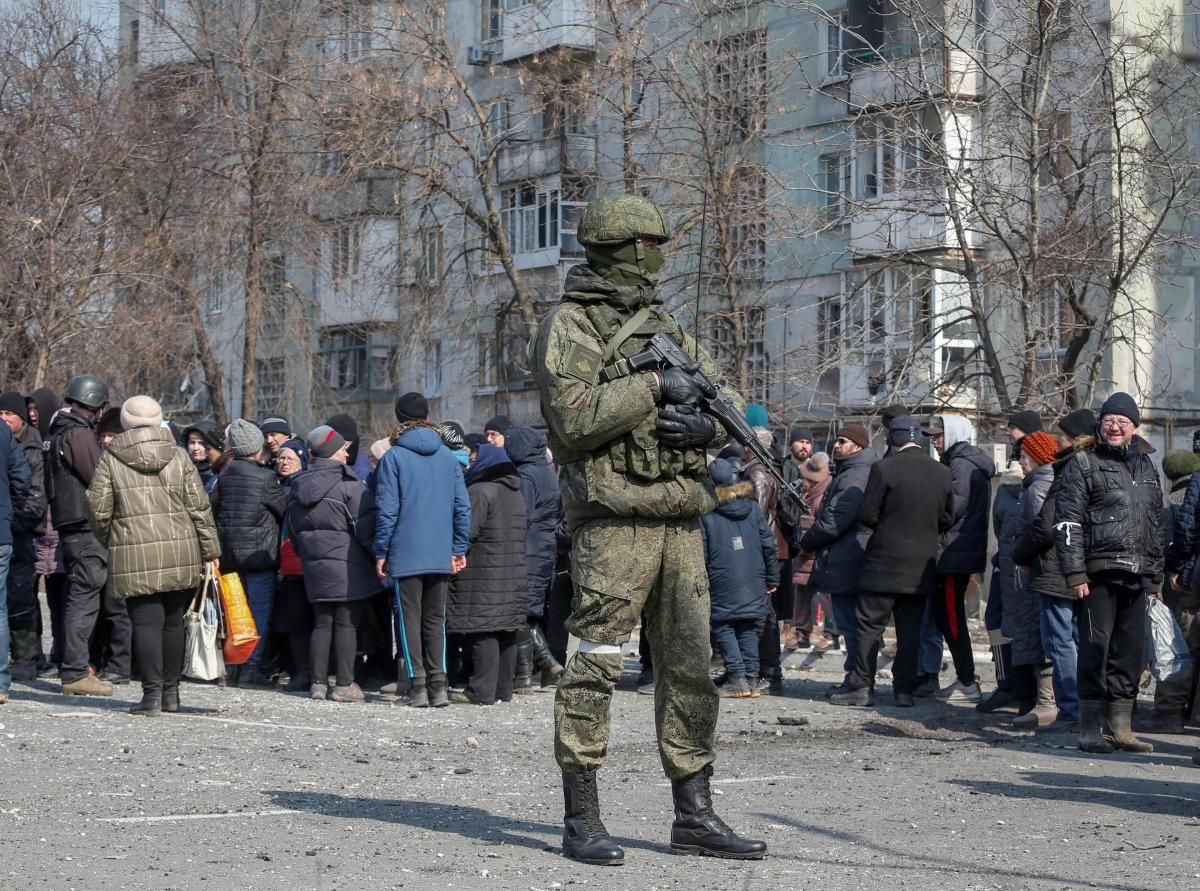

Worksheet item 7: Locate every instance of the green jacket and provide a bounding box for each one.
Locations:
[87,426,220,599]
[530,264,739,528]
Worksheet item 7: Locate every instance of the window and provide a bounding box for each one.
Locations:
[824,10,849,77]
[500,184,559,254]
[817,294,842,359]
[1039,111,1072,186]
[329,222,360,282]
[477,334,497,387]
[819,153,851,221]
[318,327,398,391]
[838,266,942,392]
[425,341,443,397]
[129,19,139,64]
[256,358,286,417]
[704,307,768,402]
[630,78,648,123]
[483,0,502,41]
[712,30,768,140]
[488,99,511,139]
[504,0,531,10]
[421,227,443,283]
[855,110,943,198]
[730,170,766,280]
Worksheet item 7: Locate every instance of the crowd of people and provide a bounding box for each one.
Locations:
[0,376,1196,763]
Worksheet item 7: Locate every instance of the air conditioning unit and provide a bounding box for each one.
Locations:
[467,46,493,66]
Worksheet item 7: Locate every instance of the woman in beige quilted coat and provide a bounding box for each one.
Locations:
[87,396,220,716]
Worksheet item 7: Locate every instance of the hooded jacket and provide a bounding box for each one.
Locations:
[504,425,563,618]
[372,422,471,578]
[86,426,219,598]
[935,414,996,574]
[47,406,102,531]
[210,456,287,572]
[700,480,778,622]
[447,446,528,634]
[286,457,379,603]
[27,388,60,438]
[528,263,734,528]
[1053,434,1165,589]
[798,446,878,595]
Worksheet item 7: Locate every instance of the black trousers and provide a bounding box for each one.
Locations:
[310,600,366,688]
[393,575,448,683]
[41,573,67,664]
[127,589,191,695]
[7,537,38,631]
[1079,576,1146,701]
[932,572,977,685]
[279,576,313,678]
[849,592,926,694]
[61,530,130,682]
[757,591,784,680]
[462,630,518,704]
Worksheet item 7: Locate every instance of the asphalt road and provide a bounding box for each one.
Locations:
[0,647,1196,891]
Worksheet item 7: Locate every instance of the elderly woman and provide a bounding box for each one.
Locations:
[792,452,834,649]
[276,439,312,692]
[287,427,378,703]
[87,396,220,716]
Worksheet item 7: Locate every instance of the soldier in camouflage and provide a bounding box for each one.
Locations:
[529,195,767,865]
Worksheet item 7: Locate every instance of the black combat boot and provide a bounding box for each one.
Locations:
[562,771,624,866]
[669,765,767,859]
[530,624,564,685]
[428,673,450,708]
[162,685,180,713]
[513,628,535,694]
[130,690,162,717]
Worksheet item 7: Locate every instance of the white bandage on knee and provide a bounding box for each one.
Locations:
[577,639,622,655]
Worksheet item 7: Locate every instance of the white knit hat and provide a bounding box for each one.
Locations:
[120,395,163,430]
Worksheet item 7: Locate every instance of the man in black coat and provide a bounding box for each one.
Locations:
[1054,392,1163,754]
[831,417,955,708]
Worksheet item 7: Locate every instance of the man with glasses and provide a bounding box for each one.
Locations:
[1054,392,1163,754]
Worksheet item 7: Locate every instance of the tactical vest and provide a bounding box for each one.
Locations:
[570,296,709,484]
[47,412,92,532]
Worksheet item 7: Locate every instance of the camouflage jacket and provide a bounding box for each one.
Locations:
[530,264,739,528]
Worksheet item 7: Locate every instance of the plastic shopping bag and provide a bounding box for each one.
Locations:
[218,571,260,666]
[183,566,224,681]
[1146,596,1192,683]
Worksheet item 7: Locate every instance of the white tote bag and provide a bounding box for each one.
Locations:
[183,566,224,681]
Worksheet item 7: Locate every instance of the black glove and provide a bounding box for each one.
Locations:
[656,405,716,448]
[653,367,704,406]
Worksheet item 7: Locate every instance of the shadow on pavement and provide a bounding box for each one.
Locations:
[758,813,1174,891]
[948,770,1200,819]
[264,790,664,856]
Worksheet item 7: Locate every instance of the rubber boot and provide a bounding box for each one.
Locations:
[670,765,768,859]
[1011,664,1037,715]
[9,629,40,681]
[162,686,180,713]
[1013,667,1058,728]
[1078,699,1114,754]
[1150,709,1186,734]
[428,673,450,708]
[513,628,535,694]
[130,689,162,717]
[1107,699,1154,753]
[530,624,564,686]
[562,771,624,866]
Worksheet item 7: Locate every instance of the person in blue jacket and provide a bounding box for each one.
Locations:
[372,392,470,709]
[700,459,778,698]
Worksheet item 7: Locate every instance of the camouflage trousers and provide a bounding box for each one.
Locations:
[554,516,718,780]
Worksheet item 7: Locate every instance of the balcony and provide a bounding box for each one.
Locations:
[496,132,596,184]
[845,44,982,108]
[848,202,964,256]
[491,0,596,65]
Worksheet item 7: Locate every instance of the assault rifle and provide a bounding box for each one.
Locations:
[620,331,811,517]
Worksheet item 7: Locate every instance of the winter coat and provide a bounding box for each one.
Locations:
[0,423,31,548]
[936,416,996,574]
[791,474,831,587]
[210,457,287,572]
[988,478,1023,614]
[11,424,46,538]
[286,458,379,603]
[1013,448,1075,600]
[446,447,528,634]
[86,426,219,599]
[700,481,778,622]
[1002,463,1054,666]
[1164,469,1200,587]
[798,447,878,595]
[1054,434,1165,590]
[744,458,787,558]
[47,407,101,531]
[857,446,956,595]
[504,425,563,618]
[373,423,471,578]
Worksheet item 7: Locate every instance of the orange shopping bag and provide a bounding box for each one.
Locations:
[218,571,260,666]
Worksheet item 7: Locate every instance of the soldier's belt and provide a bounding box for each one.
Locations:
[599,358,637,383]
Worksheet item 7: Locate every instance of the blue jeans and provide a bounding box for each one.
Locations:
[712,618,761,678]
[240,571,276,667]
[830,593,859,675]
[1040,594,1079,719]
[0,544,12,692]
[918,596,944,678]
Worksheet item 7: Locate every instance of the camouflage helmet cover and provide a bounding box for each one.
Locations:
[577,195,672,247]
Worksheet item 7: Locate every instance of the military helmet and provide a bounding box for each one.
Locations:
[577,195,671,247]
[63,374,109,410]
